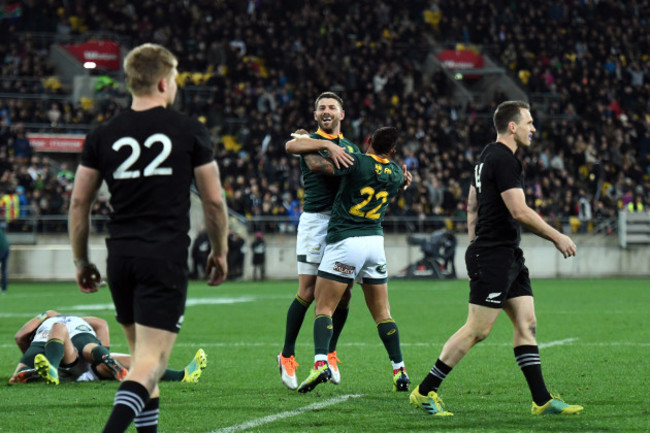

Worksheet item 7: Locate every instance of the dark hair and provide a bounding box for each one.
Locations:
[314,91,344,110]
[370,127,399,155]
[493,100,530,134]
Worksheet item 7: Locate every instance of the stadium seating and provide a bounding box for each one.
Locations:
[1,1,648,234]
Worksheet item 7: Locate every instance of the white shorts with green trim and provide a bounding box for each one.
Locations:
[317,236,388,284]
[296,211,330,275]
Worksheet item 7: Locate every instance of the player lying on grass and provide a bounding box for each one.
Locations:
[10,310,126,384]
[9,311,207,384]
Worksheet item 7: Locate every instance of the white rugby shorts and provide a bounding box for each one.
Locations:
[317,235,388,284]
[296,211,330,275]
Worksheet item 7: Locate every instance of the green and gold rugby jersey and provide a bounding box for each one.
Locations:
[300,129,359,212]
[326,153,404,244]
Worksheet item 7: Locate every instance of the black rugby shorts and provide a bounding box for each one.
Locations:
[465,245,532,308]
[107,255,188,333]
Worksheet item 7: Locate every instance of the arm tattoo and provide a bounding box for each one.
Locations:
[304,153,335,175]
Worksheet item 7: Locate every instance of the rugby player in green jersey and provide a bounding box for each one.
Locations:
[277,92,357,390]
[291,126,413,394]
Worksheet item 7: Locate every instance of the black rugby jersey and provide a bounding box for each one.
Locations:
[471,141,524,248]
[80,107,214,261]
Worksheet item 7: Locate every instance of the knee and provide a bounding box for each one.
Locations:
[374,315,392,325]
[298,285,315,303]
[517,316,537,338]
[130,356,168,383]
[463,324,491,344]
[473,329,491,343]
[314,298,336,317]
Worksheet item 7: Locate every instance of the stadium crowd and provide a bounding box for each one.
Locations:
[1,0,649,234]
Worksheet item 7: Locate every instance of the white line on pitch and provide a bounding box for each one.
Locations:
[209,394,363,433]
[539,338,578,348]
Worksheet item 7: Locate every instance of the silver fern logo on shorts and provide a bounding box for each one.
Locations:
[485,292,501,304]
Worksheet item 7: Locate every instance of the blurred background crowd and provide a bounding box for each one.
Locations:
[1,0,649,236]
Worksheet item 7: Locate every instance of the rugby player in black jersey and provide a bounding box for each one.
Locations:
[410,100,583,417]
[69,43,228,432]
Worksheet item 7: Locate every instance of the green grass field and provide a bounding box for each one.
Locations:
[1,278,649,433]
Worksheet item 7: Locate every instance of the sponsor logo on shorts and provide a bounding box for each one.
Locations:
[176,315,184,329]
[75,325,93,332]
[310,245,322,252]
[485,292,502,304]
[333,261,355,275]
[376,264,387,273]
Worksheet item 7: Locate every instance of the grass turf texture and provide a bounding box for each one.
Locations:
[1,278,648,433]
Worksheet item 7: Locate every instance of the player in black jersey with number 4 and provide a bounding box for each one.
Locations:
[410,101,583,417]
[69,43,229,433]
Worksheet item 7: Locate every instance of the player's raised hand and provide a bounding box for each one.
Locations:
[402,164,413,190]
[290,128,310,139]
[206,252,228,286]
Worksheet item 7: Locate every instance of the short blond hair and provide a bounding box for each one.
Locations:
[123,43,178,96]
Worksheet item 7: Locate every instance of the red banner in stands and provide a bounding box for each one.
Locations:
[62,40,121,70]
[437,49,483,70]
[27,133,86,153]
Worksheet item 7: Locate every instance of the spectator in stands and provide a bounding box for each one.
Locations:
[577,190,593,233]
[91,192,111,233]
[12,126,31,165]
[190,227,211,280]
[2,0,648,237]
[251,232,266,281]
[227,230,245,280]
[627,194,645,212]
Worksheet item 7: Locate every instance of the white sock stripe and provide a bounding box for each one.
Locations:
[430,366,447,379]
[114,391,146,413]
[134,420,159,427]
[115,390,146,406]
[515,354,540,362]
[115,393,145,410]
[135,414,159,423]
[114,399,142,416]
[517,360,541,368]
[114,396,143,410]
[136,409,160,418]
[515,352,540,358]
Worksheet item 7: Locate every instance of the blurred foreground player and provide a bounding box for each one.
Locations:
[69,43,229,433]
